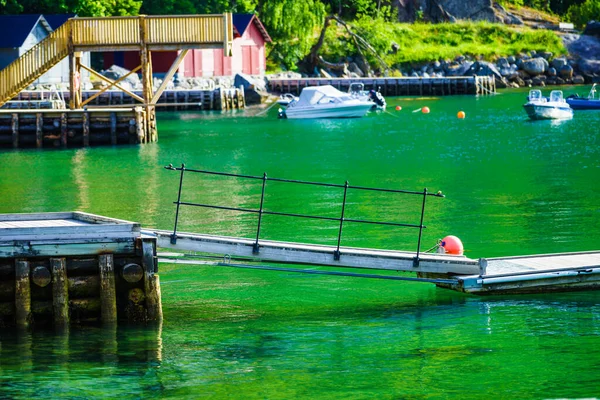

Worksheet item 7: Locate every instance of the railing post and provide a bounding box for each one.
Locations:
[414,187,427,268]
[253,173,267,254]
[334,181,349,261]
[171,163,185,244]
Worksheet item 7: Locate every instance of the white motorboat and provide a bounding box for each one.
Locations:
[523,89,573,120]
[276,93,298,107]
[348,82,386,110]
[279,85,374,119]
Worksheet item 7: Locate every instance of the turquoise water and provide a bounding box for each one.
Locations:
[1,87,600,398]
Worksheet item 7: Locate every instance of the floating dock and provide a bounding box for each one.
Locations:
[0,212,161,329]
[267,76,497,97]
[454,251,600,295]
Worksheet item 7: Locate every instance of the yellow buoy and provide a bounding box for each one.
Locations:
[457,111,466,119]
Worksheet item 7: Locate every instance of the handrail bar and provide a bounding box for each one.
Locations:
[165,164,445,197]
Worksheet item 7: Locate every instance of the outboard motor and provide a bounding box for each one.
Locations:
[368,89,386,109]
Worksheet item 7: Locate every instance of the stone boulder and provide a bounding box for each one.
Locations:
[583,21,600,37]
[234,73,266,92]
[521,57,548,75]
[468,60,503,80]
[559,64,574,79]
[551,57,568,70]
[444,61,473,76]
[564,33,600,75]
[101,65,140,87]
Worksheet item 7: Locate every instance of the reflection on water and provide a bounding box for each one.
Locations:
[0,323,163,398]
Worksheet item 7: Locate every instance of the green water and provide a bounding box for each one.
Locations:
[1,87,600,398]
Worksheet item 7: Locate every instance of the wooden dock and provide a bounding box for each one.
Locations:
[8,87,246,111]
[267,76,497,97]
[0,107,147,148]
[0,212,161,329]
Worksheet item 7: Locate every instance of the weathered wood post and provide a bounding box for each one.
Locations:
[11,113,18,148]
[51,257,69,328]
[142,238,162,322]
[15,259,31,328]
[99,254,117,324]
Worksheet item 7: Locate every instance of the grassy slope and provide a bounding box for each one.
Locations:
[318,14,566,71]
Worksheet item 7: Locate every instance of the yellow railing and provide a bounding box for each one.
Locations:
[0,14,232,107]
[71,17,140,47]
[0,22,70,105]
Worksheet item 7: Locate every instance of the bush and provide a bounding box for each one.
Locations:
[566,0,600,29]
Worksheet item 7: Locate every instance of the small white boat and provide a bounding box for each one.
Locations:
[276,93,298,107]
[279,85,373,119]
[348,82,386,110]
[523,89,573,120]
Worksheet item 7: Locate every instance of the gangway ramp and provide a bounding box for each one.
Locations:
[143,229,481,276]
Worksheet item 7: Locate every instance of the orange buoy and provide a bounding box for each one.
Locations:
[422,106,430,114]
[457,111,466,119]
[395,105,402,111]
[441,235,464,255]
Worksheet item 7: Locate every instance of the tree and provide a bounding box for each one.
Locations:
[567,0,600,27]
[257,0,326,70]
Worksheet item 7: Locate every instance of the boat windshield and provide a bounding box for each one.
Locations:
[549,90,564,102]
[588,84,597,99]
[528,90,543,101]
[349,83,365,93]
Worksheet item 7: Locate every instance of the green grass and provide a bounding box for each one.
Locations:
[319,19,566,71]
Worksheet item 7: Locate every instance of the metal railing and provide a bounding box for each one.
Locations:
[165,164,445,265]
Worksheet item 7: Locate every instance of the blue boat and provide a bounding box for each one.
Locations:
[566,84,599,110]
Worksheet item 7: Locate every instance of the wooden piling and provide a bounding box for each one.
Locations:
[31,266,51,287]
[51,257,69,328]
[98,254,117,324]
[60,112,67,147]
[82,111,89,147]
[11,113,18,148]
[142,238,162,322]
[35,113,43,148]
[122,263,143,283]
[110,112,117,145]
[15,259,31,328]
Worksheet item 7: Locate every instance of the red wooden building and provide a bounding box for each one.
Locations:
[102,14,271,77]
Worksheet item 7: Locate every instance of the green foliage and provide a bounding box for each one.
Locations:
[566,0,600,28]
[320,19,566,70]
[258,0,326,70]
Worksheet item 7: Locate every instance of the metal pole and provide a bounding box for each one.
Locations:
[414,187,427,267]
[171,163,185,244]
[334,181,349,261]
[253,172,267,254]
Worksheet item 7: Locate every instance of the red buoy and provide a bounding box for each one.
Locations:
[422,106,430,114]
[441,235,464,255]
[395,105,402,111]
